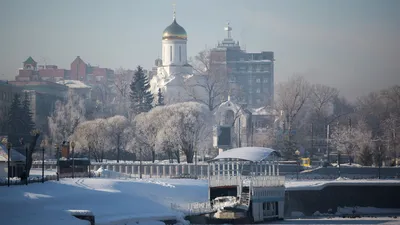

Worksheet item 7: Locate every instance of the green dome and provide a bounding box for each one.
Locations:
[162,19,187,40]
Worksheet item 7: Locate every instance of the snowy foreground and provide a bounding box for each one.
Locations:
[3,169,400,225]
[0,176,208,225]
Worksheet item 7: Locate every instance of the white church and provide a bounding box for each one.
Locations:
[150,9,194,103]
[150,8,282,152]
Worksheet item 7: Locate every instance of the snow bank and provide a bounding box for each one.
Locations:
[290,211,305,217]
[336,206,400,215]
[0,177,208,225]
[285,179,400,191]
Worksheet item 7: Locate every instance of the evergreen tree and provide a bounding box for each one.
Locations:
[7,94,23,145]
[21,92,36,135]
[157,88,165,106]
[129,66,154,115]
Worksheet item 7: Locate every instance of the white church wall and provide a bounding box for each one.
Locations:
[162,39,188,66]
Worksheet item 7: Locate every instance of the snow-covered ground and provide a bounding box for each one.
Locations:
[0,176,208,225]
[3,168,400,224]
[267,217,400,224]
[285,177,400,190]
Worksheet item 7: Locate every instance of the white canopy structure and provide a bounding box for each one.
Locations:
[211,147,281,162]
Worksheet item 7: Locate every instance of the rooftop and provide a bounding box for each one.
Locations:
[211,147,281,162]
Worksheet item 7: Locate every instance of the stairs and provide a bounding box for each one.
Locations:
[239,188,251,210]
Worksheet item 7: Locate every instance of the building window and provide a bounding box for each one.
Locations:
[256,78,261,83]
[256,98,261,103]
[229,76,236,83]
[263,79,268,83]
[256,88,261,93]
[179,46,182,62]
[170,46,172,62]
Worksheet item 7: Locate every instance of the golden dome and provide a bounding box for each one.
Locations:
[162,19,187,40]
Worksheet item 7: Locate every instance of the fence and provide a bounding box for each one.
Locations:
[32,162,210,179]
[171,201,216,216]
[0,172,90,186]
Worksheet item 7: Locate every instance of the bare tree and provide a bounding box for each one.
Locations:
[380,85,400,114]
[48,92,86,146]
[112,67,134,116]
[253,128,276,148]
[183,49,230,111]
[381,114,400,162]
[275,75,311,131]
[275,75,311,157]
[310,84,339,119]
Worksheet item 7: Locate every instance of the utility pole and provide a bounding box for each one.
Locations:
[311,123,314,156]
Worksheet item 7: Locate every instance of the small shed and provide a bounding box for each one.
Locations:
[59,158,91,177]
[0,143,26,178]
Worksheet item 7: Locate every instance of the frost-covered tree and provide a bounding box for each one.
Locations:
[133,107,165,162]
[48,93,86,146]
[330,120,372,164]
[158,102,212,163]
[106,115,130,162]
[72,119,108,162]
[129,66,154,116]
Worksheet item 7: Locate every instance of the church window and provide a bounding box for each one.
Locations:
[170,46,172,62]
[179,46,182,62]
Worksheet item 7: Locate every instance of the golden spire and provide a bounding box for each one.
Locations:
[173,3,176,20]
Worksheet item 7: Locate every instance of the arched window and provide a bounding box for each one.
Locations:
[179,46,182,62]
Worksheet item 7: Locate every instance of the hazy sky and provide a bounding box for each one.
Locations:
[1,0,399,100]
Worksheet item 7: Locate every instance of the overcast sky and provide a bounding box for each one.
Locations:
[0,0,399,100]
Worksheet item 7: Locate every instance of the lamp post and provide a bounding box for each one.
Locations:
[338,152,341,178]
[88,142,92,178]
[40,140,46,183]
[19,138,28,185]
[139,148,143,179]
[55,143,60,181]
[71,141,75,179]
[194,150,198,178]
[295,150,300,180]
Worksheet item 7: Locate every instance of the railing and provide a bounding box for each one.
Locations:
[31,162,210,179]
[171,201,215,216]
[209,175,285,187]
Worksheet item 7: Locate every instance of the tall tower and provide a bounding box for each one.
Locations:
[161,5,188,69]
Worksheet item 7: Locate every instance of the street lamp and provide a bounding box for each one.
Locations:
[2,138,11,187]
[139,148,143,179]
[71,141,75,179]
[88,142,92,178]
[55,143,60,181]
[295,150,300,180]
[40,140,46,183]
[337,152,341,178]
